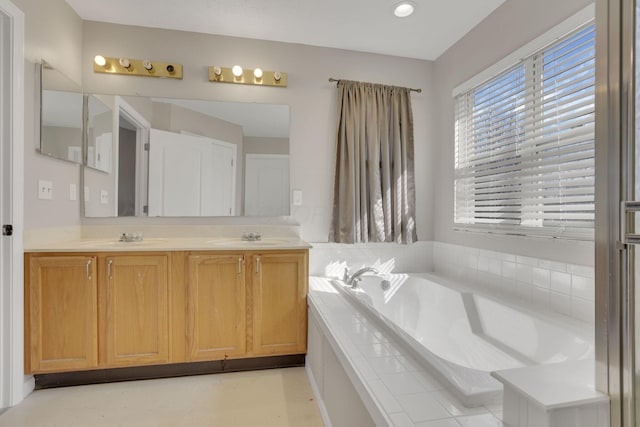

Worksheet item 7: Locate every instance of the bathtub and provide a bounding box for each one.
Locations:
[330,273,594,407]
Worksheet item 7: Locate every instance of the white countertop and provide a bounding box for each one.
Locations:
[25,236,312,252]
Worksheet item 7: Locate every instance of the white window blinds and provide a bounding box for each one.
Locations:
[454,22,595,240]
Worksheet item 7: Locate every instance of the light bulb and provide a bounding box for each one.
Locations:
[94,55,107,67]
[394,2,415,18]
[213,66,222,76]
[253,68,263,79]
[143,60,153,71]
[274,71,282,82]
[232,65,243,77]
[119,58,131,68]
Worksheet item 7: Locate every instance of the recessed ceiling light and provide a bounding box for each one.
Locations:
[394,1,415,18]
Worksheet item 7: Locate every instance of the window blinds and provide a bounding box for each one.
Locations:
[454,23,595,239]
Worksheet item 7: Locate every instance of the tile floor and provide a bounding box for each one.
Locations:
[0,367,324,427]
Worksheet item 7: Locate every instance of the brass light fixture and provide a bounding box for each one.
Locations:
[93,55,183,79]
[208,65,287,87]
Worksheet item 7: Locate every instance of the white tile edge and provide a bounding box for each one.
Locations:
[308,296,394,427]
[305,363,334,427]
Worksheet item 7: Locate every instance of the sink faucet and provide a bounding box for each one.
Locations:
[119,232,143,243]
[344,266,379,289]
[241,231,262,242]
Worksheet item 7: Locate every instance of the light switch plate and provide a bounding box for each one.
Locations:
[84,186,90,202]
[38,180,53,200]
[100,190,109,204]
[69,184,77,201]
[292,189,302,206]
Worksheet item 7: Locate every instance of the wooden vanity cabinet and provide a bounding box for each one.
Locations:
[185,253,246,361]
[100,254,170,368]
[248,251,308,356]
[27,255,98,373]
[25,248,308,375]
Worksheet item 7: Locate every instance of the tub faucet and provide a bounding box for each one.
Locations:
[346,267,379,289]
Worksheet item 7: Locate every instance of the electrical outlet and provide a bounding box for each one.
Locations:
[292,189,303,206]
[69,184,77,201]
[100,190,109,204]
[38,180,53,200]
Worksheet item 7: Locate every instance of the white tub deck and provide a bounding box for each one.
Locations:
[335,273,594,407]
[307,276,505,427]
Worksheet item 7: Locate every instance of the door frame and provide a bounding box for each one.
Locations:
[595,0,635,425]
[115,96,150,216]
[0,0,25,408]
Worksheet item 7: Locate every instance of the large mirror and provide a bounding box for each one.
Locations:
[83,96,290,218]
[38,61,83,164]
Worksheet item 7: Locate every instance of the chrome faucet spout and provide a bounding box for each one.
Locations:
[346,267,379,288]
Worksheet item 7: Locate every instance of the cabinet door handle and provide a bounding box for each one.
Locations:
[86,259,92,280]
[107,259,113,280]
[255,257,260,274]
[237,257,242,275]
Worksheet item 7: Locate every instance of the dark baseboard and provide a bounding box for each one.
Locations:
[34,354,306,389]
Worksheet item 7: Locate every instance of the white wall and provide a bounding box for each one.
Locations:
[81,21,436,242]
[432,0,595,266]
[15,0,83,229]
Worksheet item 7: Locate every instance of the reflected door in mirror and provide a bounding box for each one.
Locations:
[148,129,236,216]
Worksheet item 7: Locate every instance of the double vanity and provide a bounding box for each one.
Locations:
[24,233,310,382]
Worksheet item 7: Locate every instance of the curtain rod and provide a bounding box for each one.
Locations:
[328,78,422,93]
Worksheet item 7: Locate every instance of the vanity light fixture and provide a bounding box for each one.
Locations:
[393,1,415,17]
[232,65,244,78]
[208,65,287,87]
[94,55,107,67]
[119,58,131,69]
[92,55,183,79]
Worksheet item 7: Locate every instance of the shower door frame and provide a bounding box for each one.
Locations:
[596,0,637,426]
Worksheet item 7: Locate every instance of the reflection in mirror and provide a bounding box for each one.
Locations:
[39,61,83,164]
[86,95,113,173]
[83,96,290,218]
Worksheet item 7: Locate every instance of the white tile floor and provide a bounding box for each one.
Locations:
[0,367,324,427]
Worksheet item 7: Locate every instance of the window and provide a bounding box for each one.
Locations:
[454,22,595,240]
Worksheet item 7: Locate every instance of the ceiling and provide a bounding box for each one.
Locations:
[65,0,506,61]
[152,98,290,138]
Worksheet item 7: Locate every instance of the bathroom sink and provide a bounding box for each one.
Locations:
[75,238,169,247]
[204,238,293,247]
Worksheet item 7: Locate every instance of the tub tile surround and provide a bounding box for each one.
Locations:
[307,277,505,427]
[308,241,604,427]
[432,242,595,324]
[310,241,593,324]
[309,241,434,277]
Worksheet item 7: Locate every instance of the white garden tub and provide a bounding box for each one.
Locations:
[330,273,594,407]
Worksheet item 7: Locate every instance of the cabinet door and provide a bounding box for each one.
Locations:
[102,254,170,367]
[186,254,246,361]
[28,255,98,373]
[250,252,308,355]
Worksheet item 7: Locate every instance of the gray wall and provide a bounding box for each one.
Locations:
[81,21,436,242]
[244,137,289,155]
[432,0,595,265]
[16,0,83,229]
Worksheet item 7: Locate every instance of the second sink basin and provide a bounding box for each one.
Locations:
[204,238,293,247]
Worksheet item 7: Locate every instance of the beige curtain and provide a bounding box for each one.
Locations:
[329,80,417,244]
